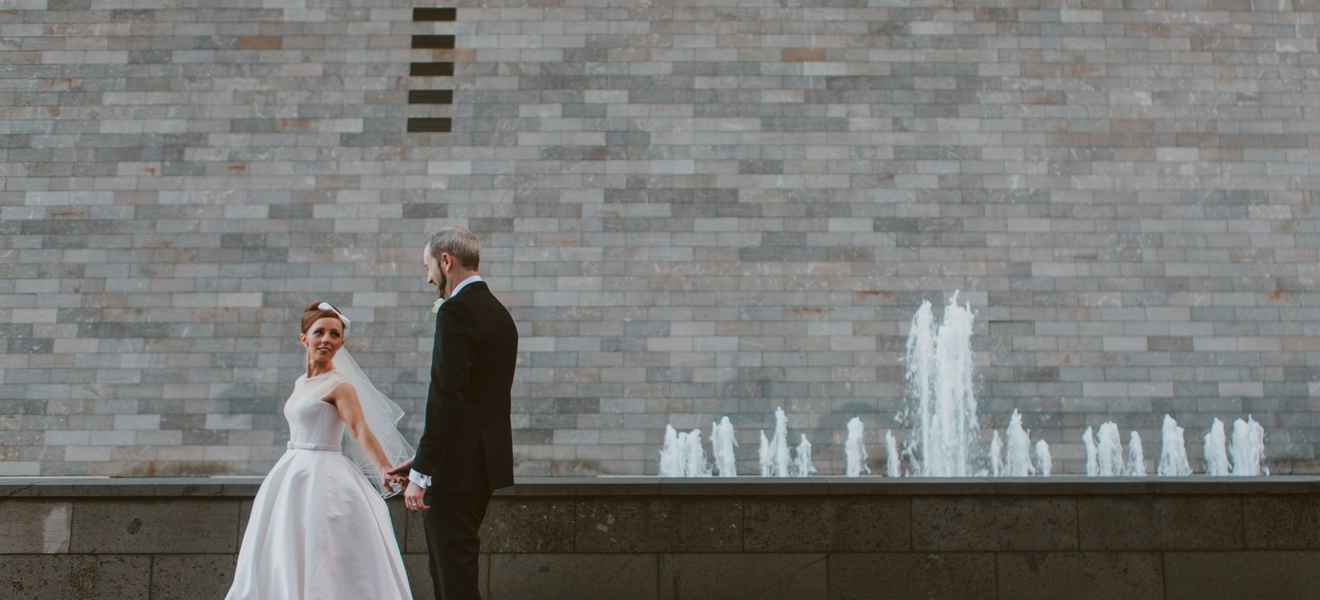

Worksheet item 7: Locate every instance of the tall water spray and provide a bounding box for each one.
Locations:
[791,435,816,477]
[1204,418,1229,476]
[1229,416,1266,476]
[1083,427,1099,476]
[659,426,709,477]
[989,431,1003,477]
[711,417,738,477]
[1096,422,1124,477]
[885,431,900,477]
[1004,410,1035,477]
[1157,415,1192,476]
[905,294,978,477]
[770,407,790,477]
[659,425,683,477]
[844,417,870,477]
[758,430,772,477]
[1035,440,1052,477]
[1126,431,1146,476]
[683,429,711,477]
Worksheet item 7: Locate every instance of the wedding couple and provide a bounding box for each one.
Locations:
[225,226,519,600]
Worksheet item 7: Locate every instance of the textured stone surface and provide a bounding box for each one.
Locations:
[574,497,677,552]
[490,554,657,600]
[670,497,743,552]
[1078,496,1244,550]
[743,498,837,552]
[827,497,912,552]
[5,0,1320,481]
[658,553,827,600]
[997,552,1164,600]
[1243,495,1320,549]
[828,553,996,600]
[1165,552,1320,600]
[6,485,1320,598]
[403,553,488,600]
[0,501,71,553]
[0,555,150,600]
[912,496,1078,551]
[70,499,240,554]
[476,498,576,553]
[150,555,237,600]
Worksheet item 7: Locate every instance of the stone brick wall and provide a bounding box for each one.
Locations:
[3,0,1320,477]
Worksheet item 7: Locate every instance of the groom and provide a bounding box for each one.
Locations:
[391,226,518,600]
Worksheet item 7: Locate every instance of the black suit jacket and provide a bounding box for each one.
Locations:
[412,281,518,493]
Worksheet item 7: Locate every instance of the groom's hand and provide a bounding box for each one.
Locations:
[404,482,430,511]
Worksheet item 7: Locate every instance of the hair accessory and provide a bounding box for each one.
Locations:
[317,302,351,332]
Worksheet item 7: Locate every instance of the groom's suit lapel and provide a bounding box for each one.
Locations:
[431,282,487,380]
[432,306,444,371]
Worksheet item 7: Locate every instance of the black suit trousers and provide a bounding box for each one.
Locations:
[423,465,492,600]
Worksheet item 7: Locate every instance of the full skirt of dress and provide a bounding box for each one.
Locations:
[225,447,412,600]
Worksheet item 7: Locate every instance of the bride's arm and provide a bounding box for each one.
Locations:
[328,382,393,473]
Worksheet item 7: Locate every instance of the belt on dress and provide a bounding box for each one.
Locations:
[287,441,340,452]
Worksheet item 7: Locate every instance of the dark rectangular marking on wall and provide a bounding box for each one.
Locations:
[410,62,454,77]
[413,7,457,21]
[412,35,456,49]
[407,118,452,133]
[408,90,453,105]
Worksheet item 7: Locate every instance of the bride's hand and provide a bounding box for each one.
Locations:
[386,460,413,477]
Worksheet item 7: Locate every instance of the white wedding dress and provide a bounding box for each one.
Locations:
[226,370,413,600]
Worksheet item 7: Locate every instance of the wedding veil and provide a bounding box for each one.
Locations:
[333,349,415,493]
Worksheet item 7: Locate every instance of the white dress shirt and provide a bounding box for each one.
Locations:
[410,275,483,489]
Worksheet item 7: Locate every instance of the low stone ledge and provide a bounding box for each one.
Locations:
[4,478,1320,600]
[5,475,1320,498]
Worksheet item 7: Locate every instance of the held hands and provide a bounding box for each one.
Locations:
[404,482,430,512]
[382,472,407,495]
[383,460,412,498]
[385,460,428,511]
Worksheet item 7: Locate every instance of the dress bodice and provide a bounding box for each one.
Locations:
[284,371,347,451]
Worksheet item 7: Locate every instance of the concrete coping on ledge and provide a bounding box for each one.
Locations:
[3,475,1320,498]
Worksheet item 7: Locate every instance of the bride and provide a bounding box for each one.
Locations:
[227,302,414,600]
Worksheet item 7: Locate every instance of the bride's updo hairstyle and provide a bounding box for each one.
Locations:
[301,301,348,334]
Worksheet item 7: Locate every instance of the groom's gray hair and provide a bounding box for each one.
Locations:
[427,226,481,270]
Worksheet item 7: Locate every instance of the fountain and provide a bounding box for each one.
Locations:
[844,417,869,477]
[904,294,978,477]
[1158,415,1192,476]
[1230,416,1267,476]
[653,295,1271,478]
[1004,410,1034,477]
[988,431,1003,477]
[1096,422,1124,477]
[683,429,711,477]
[1083,427,1099,476]
[711,416,737,477]
[791,435,816,477]
[1035,440,1051,477]
[758,431,772,477]
[1126,431,1146,477]
[658,425,683,477]
[659,426,710,477]
[1204,418,1230,476]
[775,408,790,477]
[885,431,900,477]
